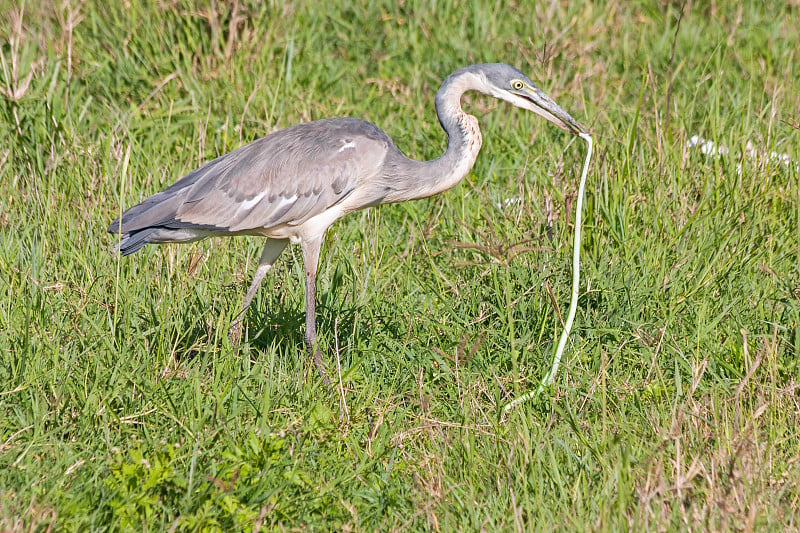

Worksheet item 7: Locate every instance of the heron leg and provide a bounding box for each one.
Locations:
[230,238,288,344]
[301,235,330,384]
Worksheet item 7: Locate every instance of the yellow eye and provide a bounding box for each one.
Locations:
[511,80,525,90]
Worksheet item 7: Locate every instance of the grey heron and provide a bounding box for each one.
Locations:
[109,63,586,380]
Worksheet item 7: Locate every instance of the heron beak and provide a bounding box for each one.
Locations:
[517,87,586,136]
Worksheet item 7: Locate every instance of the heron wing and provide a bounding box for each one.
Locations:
[113,118,390,235]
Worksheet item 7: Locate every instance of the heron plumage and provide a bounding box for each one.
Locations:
[110,118,393,254]
[109,63,586,379]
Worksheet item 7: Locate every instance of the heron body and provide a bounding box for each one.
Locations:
[109,63,585,379]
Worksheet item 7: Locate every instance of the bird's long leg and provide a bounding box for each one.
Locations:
[230,238,288,344]
[301,234,330,384]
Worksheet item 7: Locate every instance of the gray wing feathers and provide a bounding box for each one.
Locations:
[175,121,388,230]
[109,153,234,234]
[110,118,389,239]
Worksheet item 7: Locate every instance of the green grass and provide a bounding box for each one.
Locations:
[1,0,799,530]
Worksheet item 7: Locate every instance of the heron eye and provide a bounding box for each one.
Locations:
[511,80,525,90]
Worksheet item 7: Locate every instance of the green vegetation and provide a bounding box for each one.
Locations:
[1,0,798,530]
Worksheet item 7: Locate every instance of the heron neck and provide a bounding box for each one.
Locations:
[382,70,484,203]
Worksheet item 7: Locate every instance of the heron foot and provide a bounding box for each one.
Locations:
[312,348,331,386]
[229,318,244,346]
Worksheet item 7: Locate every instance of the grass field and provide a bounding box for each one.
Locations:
[2,0,799,530]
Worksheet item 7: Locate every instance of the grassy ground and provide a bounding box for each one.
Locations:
[1,0,799,530]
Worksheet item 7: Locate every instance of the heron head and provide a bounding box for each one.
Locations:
[474,63,586,135]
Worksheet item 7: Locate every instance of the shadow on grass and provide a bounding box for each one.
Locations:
[242,296,402,359]
[121,259,405,372]
[240,260,404,359]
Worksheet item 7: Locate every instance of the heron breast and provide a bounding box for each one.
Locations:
[464,115,482,156]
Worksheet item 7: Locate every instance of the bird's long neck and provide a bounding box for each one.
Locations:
[381,69,484,203]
